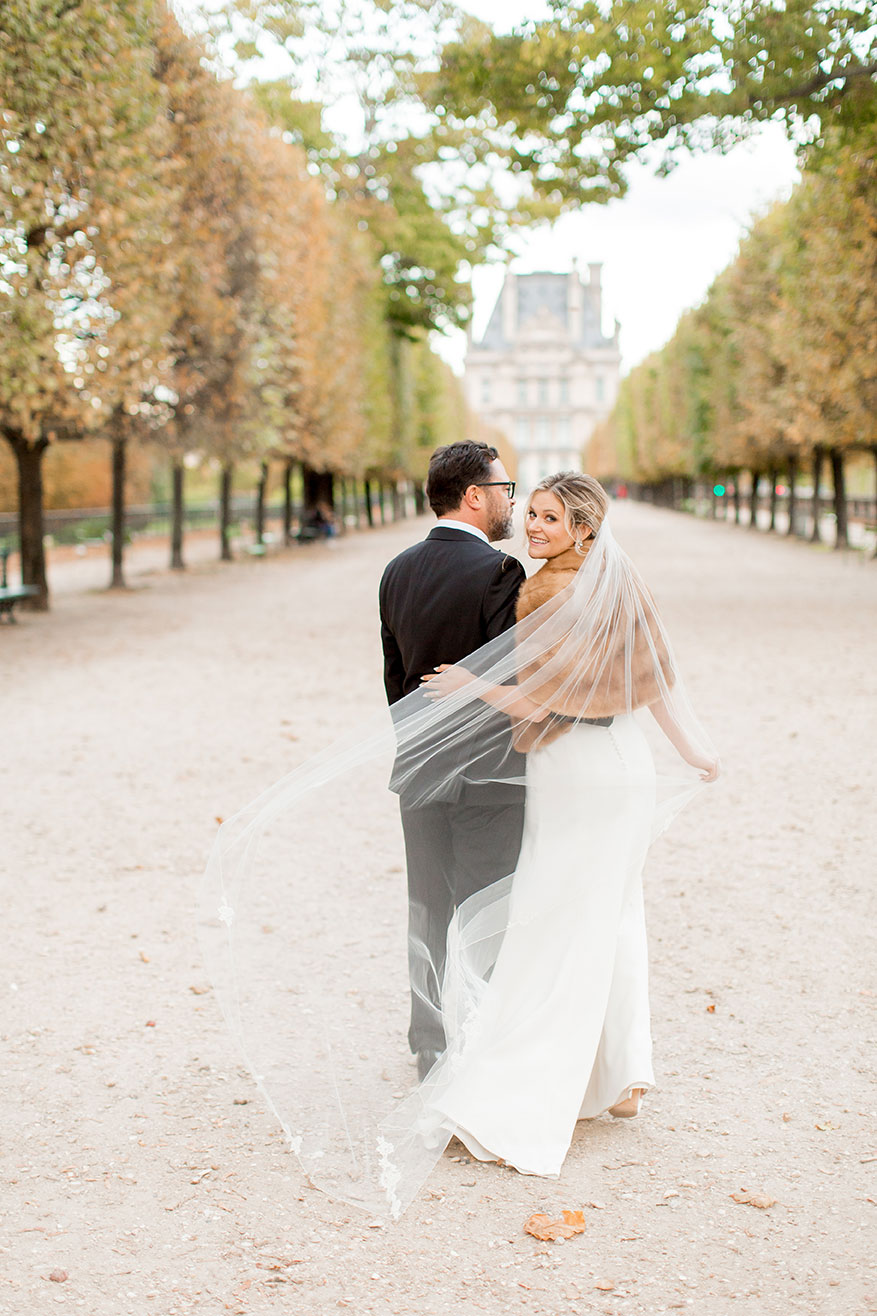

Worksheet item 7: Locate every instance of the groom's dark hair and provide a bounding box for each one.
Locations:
[426,440,499,517]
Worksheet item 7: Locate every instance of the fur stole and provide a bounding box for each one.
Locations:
[515,544,587,623]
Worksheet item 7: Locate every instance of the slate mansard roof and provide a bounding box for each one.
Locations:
[475,271,613,352]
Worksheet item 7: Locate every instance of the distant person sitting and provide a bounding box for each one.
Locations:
[300,503,337,541]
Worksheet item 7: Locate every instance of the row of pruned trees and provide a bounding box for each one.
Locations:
[590,127,877,548]
[0,1,466,606]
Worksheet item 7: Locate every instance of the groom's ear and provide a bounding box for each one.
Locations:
[460,484,483,511]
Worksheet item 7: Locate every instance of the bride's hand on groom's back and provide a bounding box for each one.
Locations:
[421,664,475,698]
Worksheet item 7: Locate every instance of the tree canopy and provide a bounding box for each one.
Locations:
[432,0,877,205]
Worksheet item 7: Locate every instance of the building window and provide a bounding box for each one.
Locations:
[517,377,528,406]
[595,375,605,403]
[481,376,491,405]
[537,378,549,406]
[535,416,550,448]
[556,416,570,447]
[559,376,569,405]
[515,416,530,448]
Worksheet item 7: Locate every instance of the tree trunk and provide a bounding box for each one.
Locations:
[170,460,185,570]
[283,459,294,544]
[364,477,375,527]
[733,475,741,525]
[749,471,760,530]
[219,463,233,562]
[110,433,127,588]
[413,481,426,515]
[255,459,269,546]
[786,453,798,537]
[380,483,389,524]
[810,446,823,542]
[768,468,778,532]
[6,431,50,609]
[829,447,848,550]
[302,464,334,514]
[873,447,877,559]
[338,477,348,533]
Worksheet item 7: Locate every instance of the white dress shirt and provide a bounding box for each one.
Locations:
[435,519,490,545]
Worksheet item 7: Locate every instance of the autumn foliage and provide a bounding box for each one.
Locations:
[0,1,467,603]
[591,129,877,548]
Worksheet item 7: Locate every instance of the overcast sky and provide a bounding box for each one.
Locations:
[458,123,800,374]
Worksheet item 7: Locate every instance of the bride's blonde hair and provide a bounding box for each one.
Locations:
[529,472,609,552]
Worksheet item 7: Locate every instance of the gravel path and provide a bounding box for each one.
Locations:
[2,503,875,1316]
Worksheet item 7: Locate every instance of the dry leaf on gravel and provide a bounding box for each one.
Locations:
[731,1190,776,1209]
[524,1210,586,1241]
[595,1280,615,1291]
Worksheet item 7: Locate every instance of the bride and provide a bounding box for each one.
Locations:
[415,472,719,1176]
[200,470,718,1218]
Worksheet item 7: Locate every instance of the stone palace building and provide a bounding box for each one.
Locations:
[463,265,621,494]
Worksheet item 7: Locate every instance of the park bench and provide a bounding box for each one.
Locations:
[0,547,38,623]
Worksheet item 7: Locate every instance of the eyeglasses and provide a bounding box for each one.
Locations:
[474,481,516,499]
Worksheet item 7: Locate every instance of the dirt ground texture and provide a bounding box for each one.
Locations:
[1,501,875,1316]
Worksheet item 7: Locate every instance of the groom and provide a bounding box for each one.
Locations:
[379,440,526,1079]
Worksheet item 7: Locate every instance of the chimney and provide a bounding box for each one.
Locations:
[501,271,517,342]
[567,268,583,341]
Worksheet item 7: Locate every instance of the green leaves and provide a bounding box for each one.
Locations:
[432,1,876,205]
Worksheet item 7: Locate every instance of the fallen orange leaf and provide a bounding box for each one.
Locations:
[731,1190,776,1209]
[595,1280,615,1291]
[706,1003,716,1013]
[524,1209,586,1242]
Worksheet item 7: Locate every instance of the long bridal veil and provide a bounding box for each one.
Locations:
[198,517,715,1219]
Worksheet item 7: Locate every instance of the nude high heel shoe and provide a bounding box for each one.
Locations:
[608,1087,645,1119]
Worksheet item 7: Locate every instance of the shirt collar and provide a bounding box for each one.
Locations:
[435,518,489,545]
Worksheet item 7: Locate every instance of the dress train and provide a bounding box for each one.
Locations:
[424,714,657,1175]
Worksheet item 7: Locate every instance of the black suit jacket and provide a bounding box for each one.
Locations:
[379,527,527,805]
[379,526,526,704]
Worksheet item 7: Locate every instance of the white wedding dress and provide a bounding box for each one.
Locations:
[420,713,657,1176]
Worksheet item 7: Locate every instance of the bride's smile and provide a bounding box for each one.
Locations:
[526,490,588,558]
